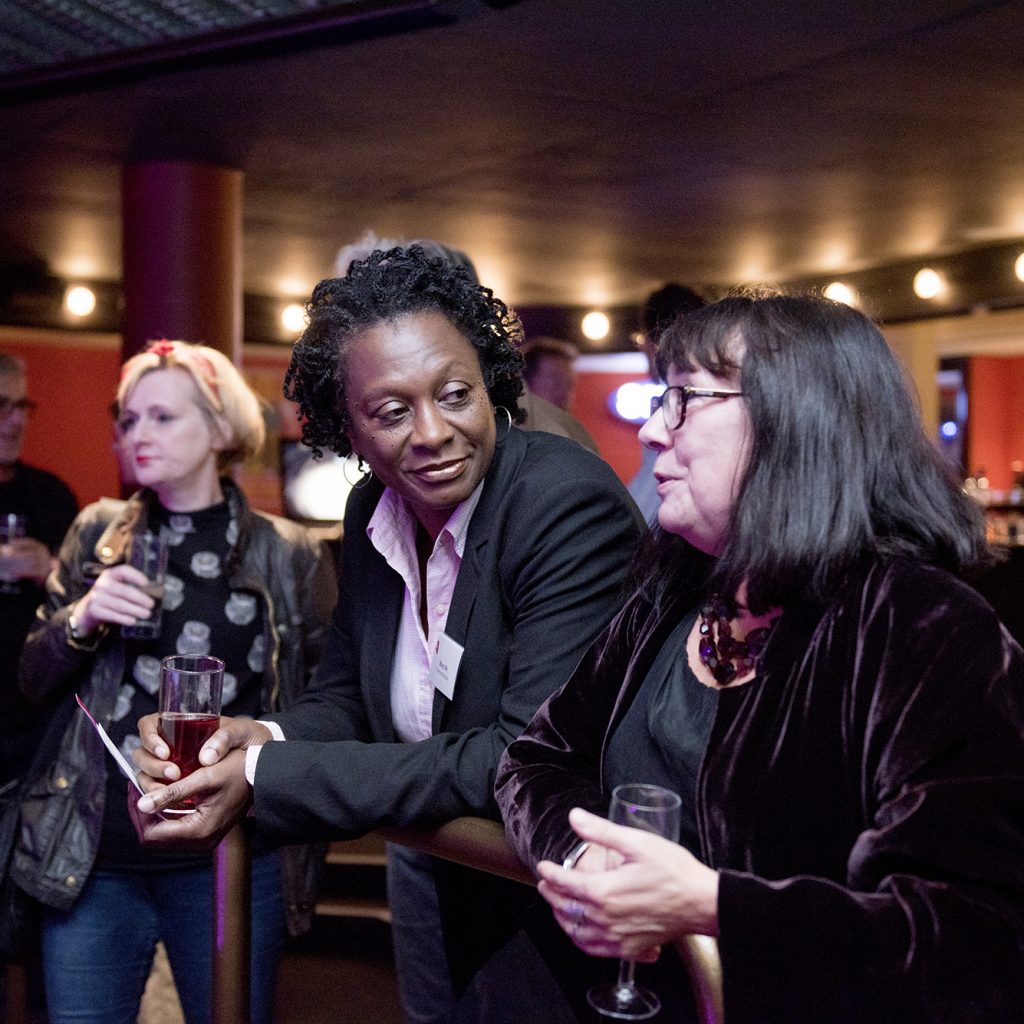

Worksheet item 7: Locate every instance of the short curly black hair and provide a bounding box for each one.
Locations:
[283,245,526,459]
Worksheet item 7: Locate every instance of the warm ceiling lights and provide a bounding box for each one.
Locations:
[1015,252,1024,283]
[281,302,306,333]
[581,311,610,341]
[823,281,857,306]
[64,284,96,317]
[913,267,945,300]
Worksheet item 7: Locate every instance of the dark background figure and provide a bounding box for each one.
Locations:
[0,351,77,1024]
[626,284,706,523]
[0,351,78,785]
[520,337,579,411]
[517,336,598,454]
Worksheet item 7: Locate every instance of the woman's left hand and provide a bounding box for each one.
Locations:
[536,807,720,961]
[127,748,253,852]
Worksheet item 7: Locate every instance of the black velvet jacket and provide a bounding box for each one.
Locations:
[496,557,1024,1024]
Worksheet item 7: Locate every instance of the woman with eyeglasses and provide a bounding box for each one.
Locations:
[496,294,1024,1023]
[13,341,336,1024]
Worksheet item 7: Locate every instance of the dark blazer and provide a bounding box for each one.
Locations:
[253,427,644,838]
[497,556,1024,1024]
[252,427,643,992]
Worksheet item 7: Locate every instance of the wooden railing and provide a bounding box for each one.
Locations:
[212,818,725,1023]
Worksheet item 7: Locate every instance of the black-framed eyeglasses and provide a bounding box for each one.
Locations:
[0,397,37,417]
[650,385,743,430]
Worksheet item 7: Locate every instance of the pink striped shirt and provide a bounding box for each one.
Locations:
[367,484,484,742]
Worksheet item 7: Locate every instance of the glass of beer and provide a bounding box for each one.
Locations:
[0,513,28,595]
[122,529,169,639]
[157,654,224,814]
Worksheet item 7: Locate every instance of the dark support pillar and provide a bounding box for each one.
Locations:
[120,160,251,1020]
[121,160,243,361]
[212,824,251,1024]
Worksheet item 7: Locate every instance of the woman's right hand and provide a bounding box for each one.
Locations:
[130,716,275,851]
[72,563,155,635]
[537,808,720,960]
[134,714,274,783]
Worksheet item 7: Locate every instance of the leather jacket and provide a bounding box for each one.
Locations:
[12,479,337,935]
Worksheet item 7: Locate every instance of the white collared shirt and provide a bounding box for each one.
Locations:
[367,484,483,742]
[244,483,484,782]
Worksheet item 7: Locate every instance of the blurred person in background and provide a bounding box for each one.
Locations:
[0,352,78,786]
[12,341,336,1024]
[518,336,597,453]
[627,284,706,522]
[0,351,77,1024]
[521,337,578,410]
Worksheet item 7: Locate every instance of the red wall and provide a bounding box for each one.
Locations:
[968,356,1024,493]
[3,333,123,508]
[2,333,646,517]
[571,370,646,484]
[1,334,298,512]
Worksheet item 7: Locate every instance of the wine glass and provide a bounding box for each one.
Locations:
[587,783,682,1020]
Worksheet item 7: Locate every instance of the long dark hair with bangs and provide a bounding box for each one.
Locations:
[635,293,990,617]
[284,245,526,459]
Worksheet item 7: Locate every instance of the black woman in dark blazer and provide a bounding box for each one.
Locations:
[133,247,644,1021]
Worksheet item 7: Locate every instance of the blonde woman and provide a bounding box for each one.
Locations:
[13,341,336,1024]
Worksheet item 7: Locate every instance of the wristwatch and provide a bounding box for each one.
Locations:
[67,608,94,644]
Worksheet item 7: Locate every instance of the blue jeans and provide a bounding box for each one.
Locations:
[40,851,285,1024]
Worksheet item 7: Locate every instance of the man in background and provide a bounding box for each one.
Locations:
[627,283,706,522]
[520,336,578,410]
[0,352,78,787]
[0,352,77,1024]
[516,336,598,452]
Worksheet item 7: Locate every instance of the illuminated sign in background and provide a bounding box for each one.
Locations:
[610,380,664,424]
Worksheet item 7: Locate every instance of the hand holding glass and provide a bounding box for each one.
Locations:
[0,513,28,594]
[587,783,682,1020]
[157,655,224,814]
[122,529,169,639]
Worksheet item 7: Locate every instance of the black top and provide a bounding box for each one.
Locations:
[0,462,78,783]
[603,610,717,854]
[97,499,263,871]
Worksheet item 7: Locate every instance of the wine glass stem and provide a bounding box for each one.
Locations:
[617,958,637,992]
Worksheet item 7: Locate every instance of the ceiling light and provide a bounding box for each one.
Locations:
[1015,252,1024,282]
[581,311,610,341]
[823,281,857,306]
[281,303,306,333]
[913,267,945,300]
[64,284,96,317]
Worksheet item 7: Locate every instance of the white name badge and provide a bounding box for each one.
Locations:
[429,632,464,701]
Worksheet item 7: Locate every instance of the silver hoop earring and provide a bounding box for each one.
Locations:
[494,406,513,442]
[343,454,372,489]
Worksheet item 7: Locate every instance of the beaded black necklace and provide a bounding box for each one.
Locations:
[697,596,776,686]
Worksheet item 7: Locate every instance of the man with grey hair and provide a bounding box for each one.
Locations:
[0,352,77,787]
[0,352,76,1022]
